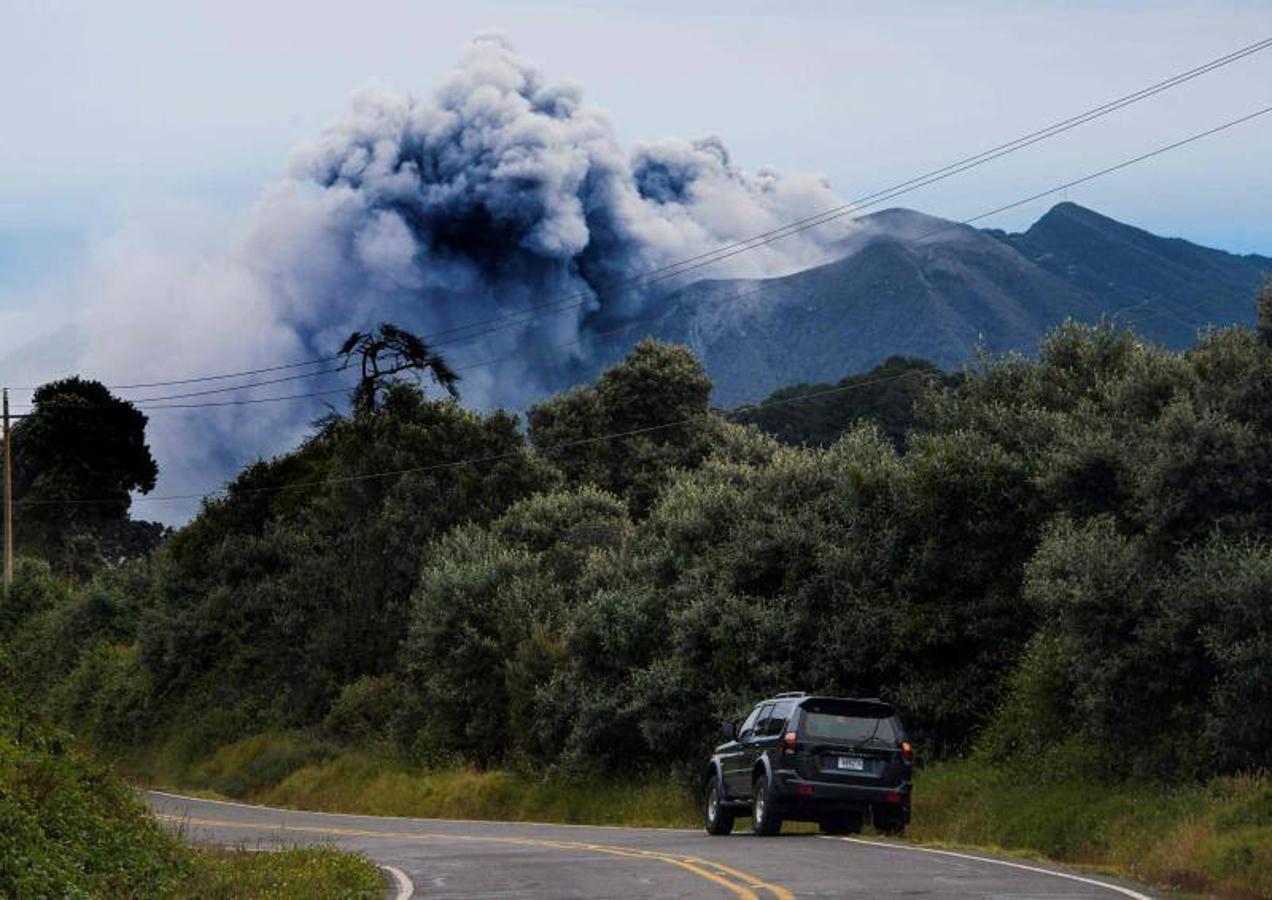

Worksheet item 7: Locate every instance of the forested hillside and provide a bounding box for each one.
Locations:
[5,304,1272,787]
[733,356,954,447]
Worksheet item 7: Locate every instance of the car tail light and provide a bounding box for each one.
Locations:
[795,783,815,796]
[900,741,913,763]
[884,792,903,804]
[780,731,798,752]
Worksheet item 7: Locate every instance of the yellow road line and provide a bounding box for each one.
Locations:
[685,856,797,900]
[158,814,793,899]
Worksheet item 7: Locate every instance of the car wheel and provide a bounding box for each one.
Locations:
[874,807,907,836]
[703,778,735,836]
[751,774,783,836]
[819,812,864,835]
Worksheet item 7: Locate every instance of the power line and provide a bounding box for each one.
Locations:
[911,104,1272,242]
[110,356,338,392]
[8,35,1268,396]
[15,367,940,507]
[123,365,351,404]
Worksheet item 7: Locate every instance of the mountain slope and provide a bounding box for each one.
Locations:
[601,204,1268,405]
[991,202,1271,347]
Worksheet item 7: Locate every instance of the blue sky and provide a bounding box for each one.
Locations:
[2,0,1270,355]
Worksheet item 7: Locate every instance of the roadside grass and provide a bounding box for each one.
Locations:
[911,761,1271,899]
[264,751,701,828]
[182,846,385,899]
[134,731,1271,899]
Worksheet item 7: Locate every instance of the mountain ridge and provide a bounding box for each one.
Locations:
[598,202,1270,405]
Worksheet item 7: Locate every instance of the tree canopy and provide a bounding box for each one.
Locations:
[11,377,160,573]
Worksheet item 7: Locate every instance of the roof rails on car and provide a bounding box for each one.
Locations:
[772,691,808,698]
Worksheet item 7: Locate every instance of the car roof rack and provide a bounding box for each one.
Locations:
[772,691,808,698]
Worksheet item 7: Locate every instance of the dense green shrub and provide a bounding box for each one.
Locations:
[0,557,71,641]
[0,681,188,897]
[48,643,155,751]
[403,487,632,767]
[323,675,412,746]
[529,339,714,513]
[138,387,556,731]
[1019,522,1272,778]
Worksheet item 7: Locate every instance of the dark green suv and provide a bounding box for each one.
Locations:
[703,693,912,836]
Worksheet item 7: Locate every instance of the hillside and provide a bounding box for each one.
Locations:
[992,201,1271,345]
[603,203,1270,404]
[732,355,955,448]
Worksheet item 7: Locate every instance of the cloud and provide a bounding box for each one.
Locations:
[49,36,854,521]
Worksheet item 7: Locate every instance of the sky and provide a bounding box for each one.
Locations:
[1,0,1270,520]
[3,0,1270,355]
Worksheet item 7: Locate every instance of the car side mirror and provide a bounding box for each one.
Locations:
[721,720,737,741]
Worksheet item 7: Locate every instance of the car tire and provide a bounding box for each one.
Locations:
[874,807,907,836]
[703,777,735,836]
[819,812,864,835]
[751,773,783,836]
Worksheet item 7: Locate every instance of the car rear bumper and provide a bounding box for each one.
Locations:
[771,771,911,818]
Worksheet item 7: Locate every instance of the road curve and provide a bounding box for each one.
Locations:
[146,791,1157,899]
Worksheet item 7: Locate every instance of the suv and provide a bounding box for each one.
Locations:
[703,693,912,836]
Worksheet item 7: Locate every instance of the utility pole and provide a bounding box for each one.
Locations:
[3,388,11,593]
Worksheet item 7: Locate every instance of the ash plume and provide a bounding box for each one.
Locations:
[62,37,853,520]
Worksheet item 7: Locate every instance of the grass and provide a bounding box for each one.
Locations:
[262,752,700,827]
[911,761,1272,899]
[133,731,1272,899]
[182,847,385,899]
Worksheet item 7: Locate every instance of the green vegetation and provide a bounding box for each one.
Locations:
[11,376,166,574]
[0,673,381,898]
[912,762,1272,900]
[0,680,186,897]
[733,355,954,447]
[179,847,384,900]
[4,310,1272,897]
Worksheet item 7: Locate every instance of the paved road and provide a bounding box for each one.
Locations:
[146,791,1157,899]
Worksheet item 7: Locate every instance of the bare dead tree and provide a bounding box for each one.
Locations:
[339,323,461,414]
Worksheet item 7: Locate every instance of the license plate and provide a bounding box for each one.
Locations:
[836,756,865,771]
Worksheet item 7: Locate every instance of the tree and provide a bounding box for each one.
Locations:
[340,323,460,415]
[11,378,159,571]
[733,356,951,448]
[528,339,713,512]
[141,383,556,728]
[1258,273,1272,346]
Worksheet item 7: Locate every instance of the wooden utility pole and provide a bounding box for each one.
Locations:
[3,387,11,593]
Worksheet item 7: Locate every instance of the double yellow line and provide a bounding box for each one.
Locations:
[158,814,794,899]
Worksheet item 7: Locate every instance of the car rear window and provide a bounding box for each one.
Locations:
[800,701,899,743]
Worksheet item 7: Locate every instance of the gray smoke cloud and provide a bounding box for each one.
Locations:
[62,37,853,521]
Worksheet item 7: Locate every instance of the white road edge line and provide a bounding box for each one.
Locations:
[822,836,1153,899]
[382,864,414,900]
[143,789,699,833]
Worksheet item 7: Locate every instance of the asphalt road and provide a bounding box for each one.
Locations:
[146,791,1158,899]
